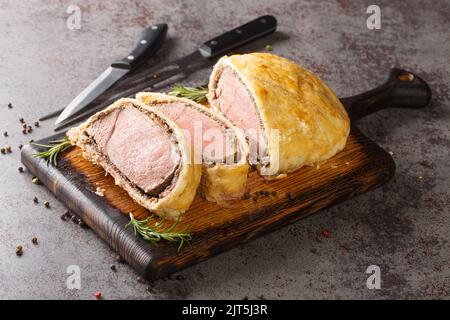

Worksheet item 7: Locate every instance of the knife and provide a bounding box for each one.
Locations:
[53,15,277,131]
[51,23,168,125]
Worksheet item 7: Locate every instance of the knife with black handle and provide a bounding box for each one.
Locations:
[42,24,168,123]
[53,15,277,130]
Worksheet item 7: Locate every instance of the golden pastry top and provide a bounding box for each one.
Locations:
[209,53,350,176]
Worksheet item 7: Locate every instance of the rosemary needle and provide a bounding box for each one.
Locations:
[32,136,73,166]
[126,213,192,251]
[168,84,208,103]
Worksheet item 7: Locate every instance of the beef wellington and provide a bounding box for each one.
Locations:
[208,53,350,179]
[137,92,249,206]
[67,98,201,220]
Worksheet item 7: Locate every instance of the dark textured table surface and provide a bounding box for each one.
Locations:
[0,0,448,299]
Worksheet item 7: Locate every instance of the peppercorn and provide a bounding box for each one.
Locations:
[79,220,88,229]
[94,291,102,299]
[19,118,24,123]
[33,196,39,203]
[31,236,38,245]
[18,144,23,150]
[34,121,40,127]
[110,264,117,272]
[22,123,27,129]
[322,229,330,238]
[5,145,11,153]
[27,126,32,133]
[22,128,27,134]
[71,215,79,224]
[0,148,5,154]
[44,201,50,208]
[137,276,145,284]
[18,167,24,173]
[15,245,23,256]
[7,102,12,109]
[3,131,7,137]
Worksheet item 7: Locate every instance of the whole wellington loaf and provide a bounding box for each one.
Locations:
[208,52,350,178]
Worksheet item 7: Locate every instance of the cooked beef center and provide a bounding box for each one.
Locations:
[214,67,267,163]
[155,102,237,164]
[87,106,180,196]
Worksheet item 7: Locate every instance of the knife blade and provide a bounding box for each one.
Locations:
[53,15,277,131]
[53,23,168,125]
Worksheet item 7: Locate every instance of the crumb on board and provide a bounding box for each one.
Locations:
[95,187,105,197]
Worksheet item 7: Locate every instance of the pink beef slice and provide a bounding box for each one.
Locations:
[154,102,236,164]
[87,107,179,196]
[214,67,267,162]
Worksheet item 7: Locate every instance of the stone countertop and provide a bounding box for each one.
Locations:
[0,0,448,299]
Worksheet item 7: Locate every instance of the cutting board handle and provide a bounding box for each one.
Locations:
[340,68,432,121]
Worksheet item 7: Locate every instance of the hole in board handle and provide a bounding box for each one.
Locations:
[398,73,414,82]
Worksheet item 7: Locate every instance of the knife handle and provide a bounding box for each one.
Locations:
[341,68,432,121]
[199,15,277,58]
[111,23,168,70]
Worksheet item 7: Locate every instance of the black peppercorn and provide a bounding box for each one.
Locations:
[33,196,39,203]
[16,245,23,256]
[137,276,145,284]
[44,201,50,208]
[71,215,79,224]
[18,167,24,173]
[31,236,38,245]
[79,220,88,229]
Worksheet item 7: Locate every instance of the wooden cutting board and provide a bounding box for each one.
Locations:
[20,68,431,280]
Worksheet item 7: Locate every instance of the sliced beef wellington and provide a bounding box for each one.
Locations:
[208,52,350,178]
[136,92,249,206]
[67,98,201,220]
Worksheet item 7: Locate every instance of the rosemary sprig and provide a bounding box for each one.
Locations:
[168,84,208,103]
[126,213,192,251]
[32,136,73,166]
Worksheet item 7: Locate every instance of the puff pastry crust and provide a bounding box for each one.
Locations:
[136,92,249,206]
[67,98,201,220]
[208,53,350,178]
